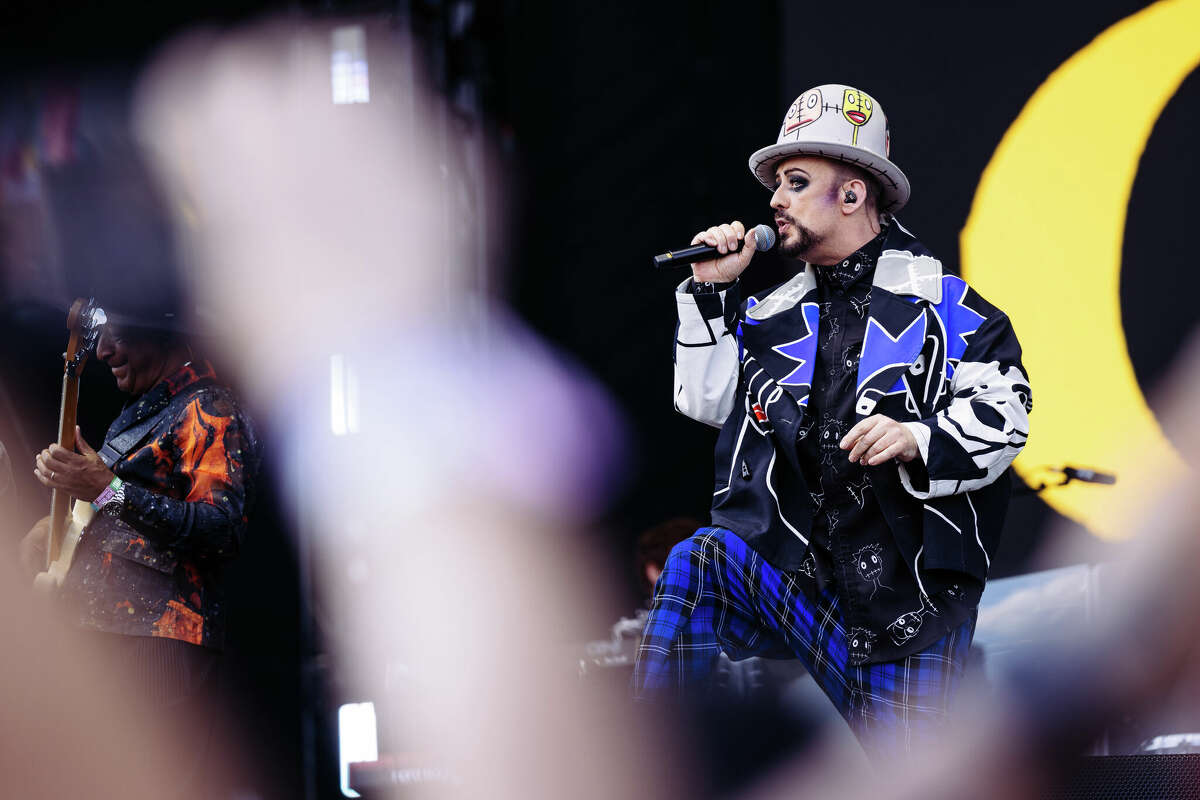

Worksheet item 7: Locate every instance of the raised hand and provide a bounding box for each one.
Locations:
[690,220,758,284]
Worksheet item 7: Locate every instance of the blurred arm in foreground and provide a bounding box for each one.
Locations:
[133,19,686,800]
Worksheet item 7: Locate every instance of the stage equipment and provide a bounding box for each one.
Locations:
[1017,464,1118,494]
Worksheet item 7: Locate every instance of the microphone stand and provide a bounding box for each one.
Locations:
[1014,465,1118,495]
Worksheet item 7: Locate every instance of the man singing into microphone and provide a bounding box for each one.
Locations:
[633,84,1031,760]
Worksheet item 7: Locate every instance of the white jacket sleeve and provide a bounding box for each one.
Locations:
[897,312,1032,499]
[673,278,740,429]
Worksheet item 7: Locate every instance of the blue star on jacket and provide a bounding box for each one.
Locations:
[932,276,987,377]
[771,302,821,394]
[857,313,927,394]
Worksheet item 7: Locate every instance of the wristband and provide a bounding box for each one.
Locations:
[690,278,734,295]
[92,476,125,516]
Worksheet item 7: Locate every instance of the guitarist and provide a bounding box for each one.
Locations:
[18,304,260,717]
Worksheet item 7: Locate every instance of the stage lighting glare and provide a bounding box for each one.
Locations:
[338,701,378,798]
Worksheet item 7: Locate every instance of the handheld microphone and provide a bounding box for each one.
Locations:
[653,224,776,269]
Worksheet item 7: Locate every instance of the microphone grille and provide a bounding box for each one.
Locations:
[752,223,776,251]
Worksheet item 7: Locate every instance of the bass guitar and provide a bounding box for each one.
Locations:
[33,298,106,592]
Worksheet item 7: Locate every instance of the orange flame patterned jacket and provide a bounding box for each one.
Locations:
[60,362,260,649]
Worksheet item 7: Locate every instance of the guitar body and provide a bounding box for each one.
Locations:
[33,500,95,592]
[31,298,105,594]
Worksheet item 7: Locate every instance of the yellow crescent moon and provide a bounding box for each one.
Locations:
[961,0,1200,541]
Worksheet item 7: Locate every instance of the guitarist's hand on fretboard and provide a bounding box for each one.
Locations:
[34,426,115,503]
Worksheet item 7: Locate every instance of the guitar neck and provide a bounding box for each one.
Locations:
[47,367,80,565]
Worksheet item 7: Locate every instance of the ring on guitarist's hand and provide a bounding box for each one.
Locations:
[49,471,54,481]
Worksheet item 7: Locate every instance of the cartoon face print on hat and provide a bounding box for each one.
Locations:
[748,82,911,212]
[783,87,824,139]
[841,87,875,145]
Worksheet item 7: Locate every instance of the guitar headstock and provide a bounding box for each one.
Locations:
[64,297,107,378]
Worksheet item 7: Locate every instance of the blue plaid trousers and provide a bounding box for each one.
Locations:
[632,527,974,760]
